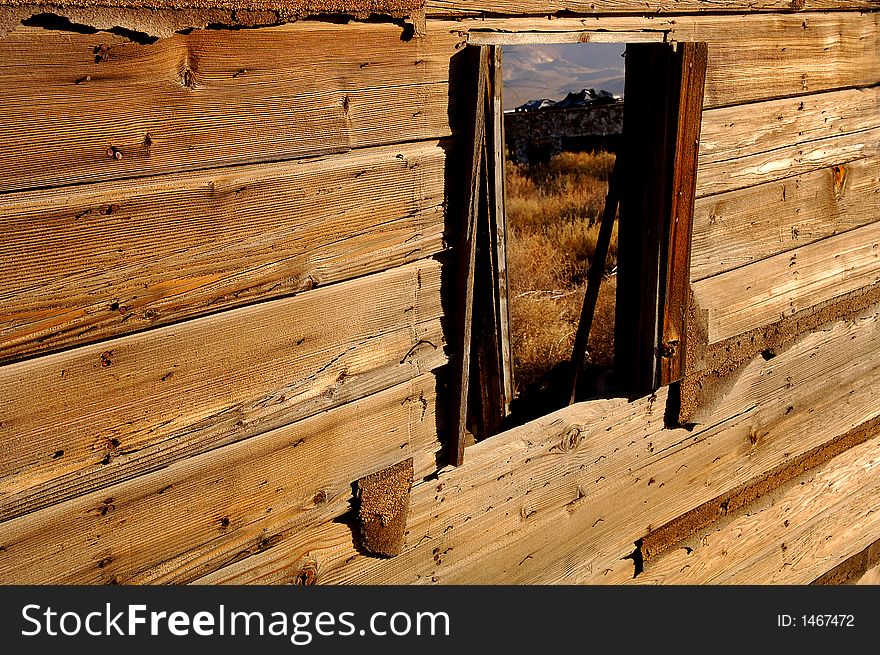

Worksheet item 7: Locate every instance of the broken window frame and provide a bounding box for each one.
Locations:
[451,34,708,466]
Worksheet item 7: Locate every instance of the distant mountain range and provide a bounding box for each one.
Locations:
[502,43,626,109]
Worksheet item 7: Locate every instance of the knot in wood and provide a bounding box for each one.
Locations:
[559,426,586,452]
[293,559,318,585]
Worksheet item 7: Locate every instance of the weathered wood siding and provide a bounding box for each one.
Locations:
[0,2,878,585]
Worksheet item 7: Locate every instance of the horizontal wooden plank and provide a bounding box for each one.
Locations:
[696,87,880,197]
[0,140,448,364]
[0,373,441,584]
[312,301,880,584]
[467,30,665,45]
[427,1,878,16]
[669,13,880,108]
[697,128,879,198]
[192,517,357,585]
[634,435,880,584]
[692,157,880,281]
[1,12,875,193]
[693,219,880,345]
[699,87,880,169]
[0,21,461,192]
[0,0,423,16]
[0,259,446,523]
[444,12,880,108]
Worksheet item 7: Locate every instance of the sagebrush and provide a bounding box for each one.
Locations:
[506,150,618,396]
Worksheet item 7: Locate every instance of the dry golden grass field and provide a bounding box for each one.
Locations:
[506,150,618,399]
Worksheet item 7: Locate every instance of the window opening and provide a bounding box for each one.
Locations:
[451,38,708,465]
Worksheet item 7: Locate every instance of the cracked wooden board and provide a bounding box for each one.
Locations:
[0,0,424,14]
[0,21,460,192]
[426,1,878,16]
[696,128,879,198]
[692,219,880,346]
[0,140,448,364]
[0,259,446,524]
[695,87,880,197]
[692,157,880,281]
[303,302,880,584]
[0,373,440,584]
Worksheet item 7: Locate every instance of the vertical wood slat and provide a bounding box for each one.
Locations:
[472,44,514,441]
[474,143,505,439]
[489,45,515,417]
[616,43,675,392]
[452,45,490,466]
[660,42,708,385]
[615,41,707,392]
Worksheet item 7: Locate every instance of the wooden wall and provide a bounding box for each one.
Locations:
[0,1,878,584]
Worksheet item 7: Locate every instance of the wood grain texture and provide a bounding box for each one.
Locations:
[466,30,666,45]
[444,12,880,108]
[692,157,880,281]
[0,374,441,584]
[670,12,880,108]
[298,302,880,584]
[192,519,357,585]
[0,21,461,192]
[699,87,880,172]
[488,45,513,415]
[693,219,880,345]
[451,44,488,466]
[696,87,880,197]
[0,141,448,364]
[697,129,879,198]
[660,42,706,385]
[634,435,880,584]
[426,1,879,17]
[0,259,446,523]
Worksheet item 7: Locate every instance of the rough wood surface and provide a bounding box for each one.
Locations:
[660,42,706,385]
[634,436,880,584]
[813,537,880,584]
[0,260,446,523]
[696,87,880,197]
[0,0,422,15]
[692,157,880,281]
[0,141,447,364]
[445,12,880,109]
[641,415,880,560]
[452,45,488,466]
[0,21,461,192]
[192,518,358,585]
[671,13,880,108]
[466,30,665,45]
[0,374,441,584]
[1,12,876,193]
[427,1,878,16]
[300,302,880,584]
[697,129,879,198]
[693,219,880,345]
[488,45,513,415]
